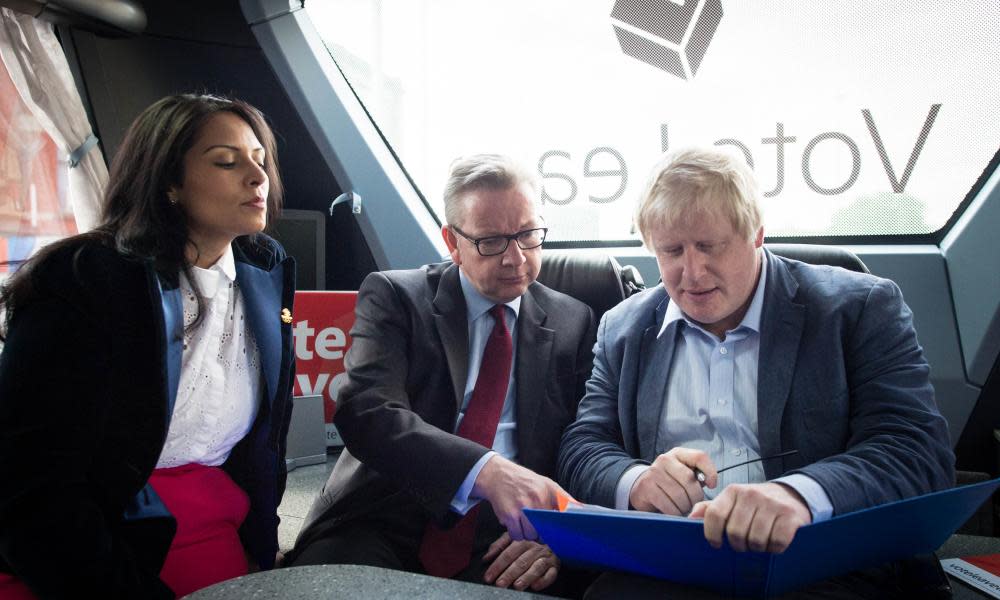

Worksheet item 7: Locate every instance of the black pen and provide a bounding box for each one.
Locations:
[693,449,799,486]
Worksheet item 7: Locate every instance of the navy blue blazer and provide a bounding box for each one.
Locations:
[0,235,295,598]
[558,249,954,515]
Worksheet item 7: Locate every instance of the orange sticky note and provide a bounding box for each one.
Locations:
[556,490,576,512]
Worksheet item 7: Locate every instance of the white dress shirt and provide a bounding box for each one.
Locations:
[156,246,262,468]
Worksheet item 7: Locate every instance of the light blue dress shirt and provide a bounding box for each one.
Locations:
[448,270,520,514]
[615,254,833,522]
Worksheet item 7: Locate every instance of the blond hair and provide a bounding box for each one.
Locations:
[635,147,762,247]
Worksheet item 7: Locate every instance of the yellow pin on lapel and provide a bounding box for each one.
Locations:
[281,308,292,324]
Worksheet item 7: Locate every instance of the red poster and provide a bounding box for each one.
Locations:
[292,291,357,446]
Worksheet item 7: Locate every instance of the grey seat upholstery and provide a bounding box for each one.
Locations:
[537,253,645,325]
[766,243,870,274]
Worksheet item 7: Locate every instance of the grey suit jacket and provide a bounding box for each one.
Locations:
[296,262,595,546]
[558,249,954,515]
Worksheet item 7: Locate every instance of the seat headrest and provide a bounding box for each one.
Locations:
[537,253,627,323]
[766,244,870,274]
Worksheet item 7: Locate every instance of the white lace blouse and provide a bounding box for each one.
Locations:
[156,246,262,468]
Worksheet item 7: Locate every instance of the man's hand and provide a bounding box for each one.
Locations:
[689,482,811,553]
[629,447,718,515]
[472,455,566,541]
[482,532,560,591]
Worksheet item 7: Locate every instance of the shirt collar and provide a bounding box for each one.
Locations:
[458,268,521,322]
[188,244,237,299]
[659,250,767,339]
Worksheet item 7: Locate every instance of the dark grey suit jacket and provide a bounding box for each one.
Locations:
[558,249,954,515]
[295,262,595,548]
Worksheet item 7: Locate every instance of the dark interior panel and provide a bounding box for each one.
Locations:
[57,0,377,290]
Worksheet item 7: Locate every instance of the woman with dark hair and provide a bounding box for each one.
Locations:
[0,94,296,598]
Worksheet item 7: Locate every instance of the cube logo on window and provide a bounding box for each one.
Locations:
[611,0,724,80]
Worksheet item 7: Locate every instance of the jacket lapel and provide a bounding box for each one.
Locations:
[158,282,183,423]
[236,258,289,406]
[756,249,804,476]
[638,296,677,460]
[432,265,470,410]
[515,288,553,456]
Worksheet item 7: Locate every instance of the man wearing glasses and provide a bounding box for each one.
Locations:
[558,148,954,597]
[288,154,596,594]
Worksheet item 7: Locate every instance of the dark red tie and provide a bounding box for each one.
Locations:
[419,304,513,578]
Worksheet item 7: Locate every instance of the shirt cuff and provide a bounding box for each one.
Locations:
[774,473,834,523]
[449,451,496,515]
[615,464,649,510]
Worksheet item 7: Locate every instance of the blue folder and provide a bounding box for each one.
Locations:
[526,478,1000,597]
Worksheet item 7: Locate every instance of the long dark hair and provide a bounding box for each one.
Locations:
[0,93,284,336]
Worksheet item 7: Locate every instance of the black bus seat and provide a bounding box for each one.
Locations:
[537,253,645,326]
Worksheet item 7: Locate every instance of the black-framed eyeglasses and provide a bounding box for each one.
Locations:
[450,225,548,257]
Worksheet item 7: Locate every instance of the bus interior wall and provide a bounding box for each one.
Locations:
[56,0,377,291]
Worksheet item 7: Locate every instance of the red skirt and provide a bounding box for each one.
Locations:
[0,464,250,599]
[149,463,251,597]
[0,575,34,600]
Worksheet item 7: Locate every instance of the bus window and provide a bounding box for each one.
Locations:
[0,56,76,277]
[304,1,999,245]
